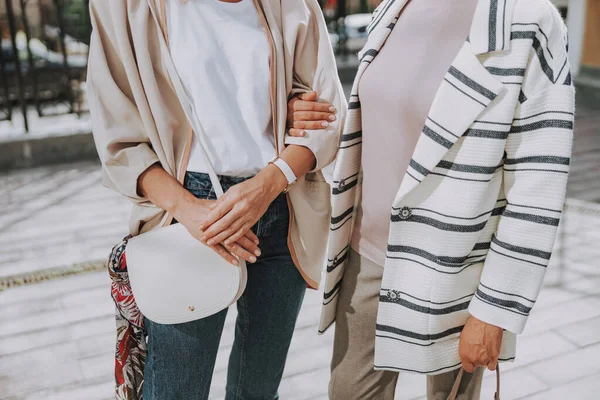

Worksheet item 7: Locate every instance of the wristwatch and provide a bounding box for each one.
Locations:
[269,156,297,193]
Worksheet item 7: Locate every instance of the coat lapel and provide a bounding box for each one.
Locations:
[393,43,506,202]
[392,0,517,204]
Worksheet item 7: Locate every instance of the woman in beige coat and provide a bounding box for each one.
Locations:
[87,0,345,398]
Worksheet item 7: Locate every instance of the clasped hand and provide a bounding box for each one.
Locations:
[173,167,287,266]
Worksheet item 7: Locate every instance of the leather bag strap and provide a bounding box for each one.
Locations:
[147,0,225,197]
[447,365,500,400]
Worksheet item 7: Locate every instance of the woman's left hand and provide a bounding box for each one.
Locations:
[458,316,503,373]
[200,165,288,247]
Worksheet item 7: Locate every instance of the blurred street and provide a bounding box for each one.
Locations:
[0,85,599,399]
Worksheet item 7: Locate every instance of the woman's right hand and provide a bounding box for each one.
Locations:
[172,195,261,266]
[287,91,337,137]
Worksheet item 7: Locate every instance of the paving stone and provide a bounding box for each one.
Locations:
[0,361,84,399]
[14,379,113,400]
[526,343,600,387]
[0,301,112,337]
[79,352,114,381]
[522,296,600,337]
[522,372,600,400]
[396,372,427,399]
[480,367,548,400]
[502,331,577,373]
[557,315,600,347]
[0,271,108,305]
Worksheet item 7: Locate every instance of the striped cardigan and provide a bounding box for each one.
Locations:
[321,0,575,375]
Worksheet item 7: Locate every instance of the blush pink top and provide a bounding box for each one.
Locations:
[351,0,479,266]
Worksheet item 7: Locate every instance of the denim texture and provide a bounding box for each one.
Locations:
[143,172,307,400]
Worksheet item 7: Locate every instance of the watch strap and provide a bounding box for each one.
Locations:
[272,157,297,185]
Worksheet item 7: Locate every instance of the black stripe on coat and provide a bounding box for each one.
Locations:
[423,126,454,148]
[387,245,478,266]
[391,214,489,233]
[511,31,555,82]
[341,130,362,142]
[448,67,497,101]
[504,155,570,165]
[380,295,471,315]
[464,129,509,139]
[436,160,502,174]
[502,210,560,226]
[331,206,354,225]
[509,119,573,133]
[376,323,464,342]
[486,67,526,77]
[491,235,552,260]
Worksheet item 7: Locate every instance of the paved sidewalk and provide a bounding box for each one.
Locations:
[0,85,599,399]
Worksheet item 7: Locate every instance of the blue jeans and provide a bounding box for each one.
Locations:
[143,172,307,400]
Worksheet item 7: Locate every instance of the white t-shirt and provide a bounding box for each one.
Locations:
[167,0,275,176]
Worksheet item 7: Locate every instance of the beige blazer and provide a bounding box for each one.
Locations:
[87,0,347,287]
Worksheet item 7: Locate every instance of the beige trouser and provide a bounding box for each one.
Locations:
[330,250,484,400]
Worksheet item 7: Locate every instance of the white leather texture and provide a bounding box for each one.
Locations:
[127,223,247,324]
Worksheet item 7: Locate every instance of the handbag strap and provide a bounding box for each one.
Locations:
[147,0,225,198]
[447,364,500,400]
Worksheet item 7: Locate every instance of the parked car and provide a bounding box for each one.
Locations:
[0,32,87,103]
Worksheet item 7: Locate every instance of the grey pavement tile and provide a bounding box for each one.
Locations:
[0,285,107,321]
[281,341,333,378]
[75,332,115,360]
[521,372,600,400]
[278,366,330,400]
[556,315,600,348]
[0,300,112,337]
[0,341,81,382]
[501,331,577,373]
[562,276,600,296]
[78,352,113,381]
[525,343,600,387]
[533,286,581,310]
[0,271,108,306]
[14,379,113,400]
[0,315,113,357]
[522,296,600,337]
[480,367,548,400]
[0,360,84,399]
[396,372,427,399]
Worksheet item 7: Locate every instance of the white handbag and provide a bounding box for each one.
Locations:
[125,7,247,325]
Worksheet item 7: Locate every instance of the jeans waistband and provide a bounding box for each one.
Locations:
[184,171,253,192]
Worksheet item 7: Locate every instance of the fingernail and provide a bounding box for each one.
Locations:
[300,131,306,136]
[249,256,257,263]
[321,121,329,127]
[328,115,336,121]
[254,239,260,245]
[254,250,261,257]
[232,259,239,266]
[207,239,214,245]
[329,106,336,112]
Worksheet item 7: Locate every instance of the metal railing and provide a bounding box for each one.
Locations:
[1,0,91,132]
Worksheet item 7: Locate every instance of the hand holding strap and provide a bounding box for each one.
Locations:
[447,364,500,400]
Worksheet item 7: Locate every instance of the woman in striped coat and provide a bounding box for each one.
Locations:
[288,0,574,398]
